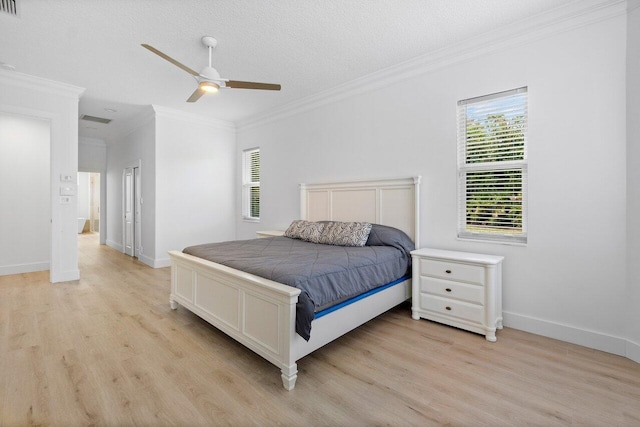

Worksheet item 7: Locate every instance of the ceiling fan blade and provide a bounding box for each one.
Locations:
[186,87,206,103]
[226,80,281,91]
[141,44,199,77]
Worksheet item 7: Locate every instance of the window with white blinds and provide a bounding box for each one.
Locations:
[242,148,260,221]
[457,87,528,244]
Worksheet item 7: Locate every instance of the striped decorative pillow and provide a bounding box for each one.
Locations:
[318,221,373,247]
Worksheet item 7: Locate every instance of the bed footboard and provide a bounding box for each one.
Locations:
[168,250,301,390]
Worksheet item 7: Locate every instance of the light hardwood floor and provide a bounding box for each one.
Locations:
[1,233,639,426]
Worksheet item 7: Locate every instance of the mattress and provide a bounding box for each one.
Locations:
[183,224,414,340]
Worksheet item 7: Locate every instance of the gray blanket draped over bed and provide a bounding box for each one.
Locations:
[183,224,414,340]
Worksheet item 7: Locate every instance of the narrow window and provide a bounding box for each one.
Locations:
[457,87,528,244]
[242,148,260,221]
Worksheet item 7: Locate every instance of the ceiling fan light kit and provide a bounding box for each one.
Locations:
[141,35,281,103]
[199,81,219,93]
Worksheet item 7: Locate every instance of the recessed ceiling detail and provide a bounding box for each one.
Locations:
[1,0,18,16]
[80,115,112,124]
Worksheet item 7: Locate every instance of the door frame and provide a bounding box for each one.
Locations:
[79,167,106,245]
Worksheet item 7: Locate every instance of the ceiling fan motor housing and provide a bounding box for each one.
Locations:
[200,66,222,82]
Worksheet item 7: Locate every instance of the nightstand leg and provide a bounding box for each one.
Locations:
[485,330,497,342]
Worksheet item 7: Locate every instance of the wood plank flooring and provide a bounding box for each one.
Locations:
[1,233,639,426]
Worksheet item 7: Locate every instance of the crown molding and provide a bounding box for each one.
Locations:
[0,69,85,99]
[106,105,156,144]
[79,137,107,147]
[237,0,628,132]
[152,105,236,133]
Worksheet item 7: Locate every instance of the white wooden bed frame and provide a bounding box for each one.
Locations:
[168,176,421,390]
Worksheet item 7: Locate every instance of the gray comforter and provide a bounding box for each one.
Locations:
[183,224,414,340]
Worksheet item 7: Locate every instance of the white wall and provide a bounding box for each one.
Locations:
[106,108,156,263]
[0,113,50,275]
[0,70,84,282]
[77,172,90,220]
[626,1,640,363]
[79,137,107,244]
[106,106,236,268]
[79,137,107,172]
[237,15,629,354]
[154,107,236,267]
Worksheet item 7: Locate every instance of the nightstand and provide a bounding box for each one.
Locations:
[256,230,285,238]
[410,248,504,342]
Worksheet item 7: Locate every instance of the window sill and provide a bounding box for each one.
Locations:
[456,236,527,247]
[243,218,260,224]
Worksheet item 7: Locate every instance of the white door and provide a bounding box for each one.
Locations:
[134,167,141,257]
[124,167,135,256]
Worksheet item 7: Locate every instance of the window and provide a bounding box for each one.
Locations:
[242,148,260,220]
[457,87,528,244]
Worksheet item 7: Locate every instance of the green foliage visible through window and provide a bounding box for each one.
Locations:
[458,88,527,243]
[243,148,260,220]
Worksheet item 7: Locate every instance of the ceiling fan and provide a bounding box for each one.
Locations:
[142,36,281,103]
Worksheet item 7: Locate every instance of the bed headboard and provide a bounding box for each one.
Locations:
[300,176,421,248]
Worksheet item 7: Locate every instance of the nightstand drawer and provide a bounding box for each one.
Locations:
[420,294,483,324]
[419,259,485,285]
[419,276,484,305]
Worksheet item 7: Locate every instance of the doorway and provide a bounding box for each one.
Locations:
[0,112,51,275]
[77,172,101,236]
[123,165,141,258]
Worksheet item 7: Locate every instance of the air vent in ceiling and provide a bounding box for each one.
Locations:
[1,0,18,16]
[80,115,112,124]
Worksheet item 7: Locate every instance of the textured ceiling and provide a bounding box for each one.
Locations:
[0,0,578,140]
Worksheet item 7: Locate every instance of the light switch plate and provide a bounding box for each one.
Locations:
[60,186,74,196]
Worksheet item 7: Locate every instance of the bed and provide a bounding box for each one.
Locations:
[168,176,421,390]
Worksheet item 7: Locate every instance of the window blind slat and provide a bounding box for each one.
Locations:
[457,87,527,243]
[243,148,260,220]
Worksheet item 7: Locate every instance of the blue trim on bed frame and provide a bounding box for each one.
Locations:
[314,275,411,320]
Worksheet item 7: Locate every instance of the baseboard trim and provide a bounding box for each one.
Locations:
[626,340,640,364]
[51,269,80,283]
[503,311,627,356]
[0,261,49,276]
[106,239,123,252]
[138,254,155,268]
[153,257,171,268]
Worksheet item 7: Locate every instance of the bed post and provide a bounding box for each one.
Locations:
[413,176,421,249]
[299,183,308,221]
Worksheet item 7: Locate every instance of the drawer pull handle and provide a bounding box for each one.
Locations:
[445,306,452,311]
[445,288,452,293]
[445,269,452,274]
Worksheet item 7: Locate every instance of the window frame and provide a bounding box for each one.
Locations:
[457,87,528,245]
[242,147,260,222]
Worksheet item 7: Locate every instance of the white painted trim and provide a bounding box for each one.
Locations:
[78,138,107,148]
[0,261,50,276]
[237,0,627,131]
[0,69,85,99]
[151,257,171,268]
[626,340,640,363]
[503,310,627,356]
[106,239,123,252]
[107,106,156,144]
[50,269,80,283]
[152,105,236,132]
